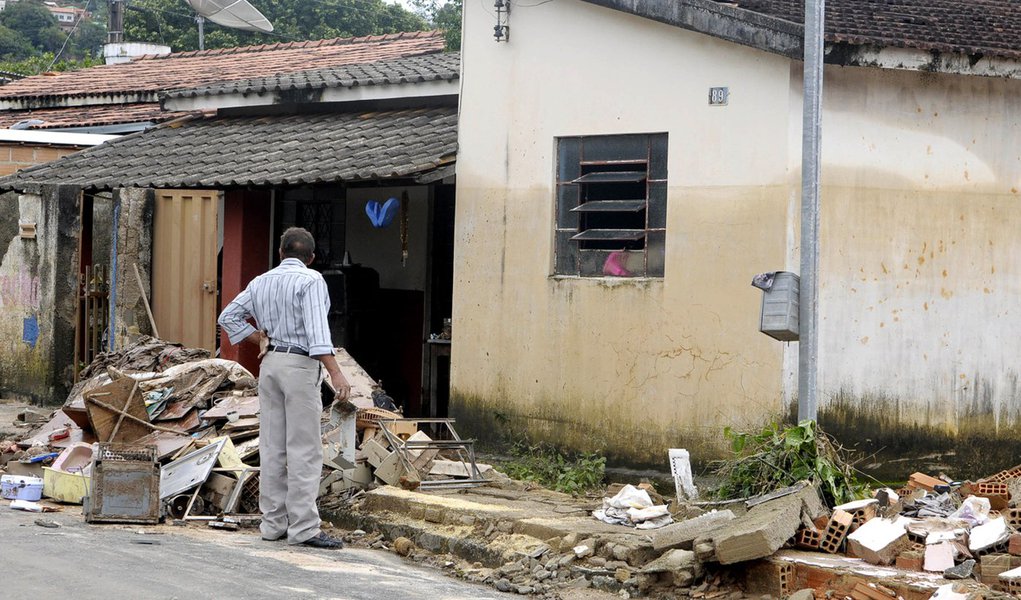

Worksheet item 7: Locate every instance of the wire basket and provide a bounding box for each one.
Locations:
[95,443,158,463]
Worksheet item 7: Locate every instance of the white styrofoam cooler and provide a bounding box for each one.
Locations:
[1,474,44,501]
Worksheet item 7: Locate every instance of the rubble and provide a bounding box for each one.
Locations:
[714,484,825,564]
[10,348,1021,600]
[652,510,735,551]
[2,337,489,526]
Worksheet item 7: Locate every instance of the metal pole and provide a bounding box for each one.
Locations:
[799,0,824,422]
[197,15,205,50]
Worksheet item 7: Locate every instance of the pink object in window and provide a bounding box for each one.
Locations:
[603,251,633,277]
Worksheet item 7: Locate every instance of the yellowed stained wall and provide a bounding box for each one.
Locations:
[454,0,793,464]
[455,0,1021,473]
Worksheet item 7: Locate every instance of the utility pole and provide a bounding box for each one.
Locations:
[108,0,124,43]
[197,15,205,50]
[799,0,824,422]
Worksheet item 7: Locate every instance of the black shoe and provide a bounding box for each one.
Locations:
[301,532,344,549]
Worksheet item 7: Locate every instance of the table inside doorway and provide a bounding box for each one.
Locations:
[426,339,451,418]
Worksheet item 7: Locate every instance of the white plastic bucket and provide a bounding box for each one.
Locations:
[1,475,44,501]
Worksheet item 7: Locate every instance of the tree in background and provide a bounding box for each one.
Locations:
[0,1,65,53]
[0,26,35,61]
[0,0,106,73]
[409,0,460,50]
[123,0,431,52]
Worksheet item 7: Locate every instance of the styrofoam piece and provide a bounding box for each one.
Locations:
[10,499,43,512]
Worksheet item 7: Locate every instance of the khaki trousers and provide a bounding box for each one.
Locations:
[258,352,323,544]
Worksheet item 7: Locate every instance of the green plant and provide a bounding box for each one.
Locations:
[500,440,606,495]
[713,419,873,506]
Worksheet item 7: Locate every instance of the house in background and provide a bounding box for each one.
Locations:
[452,0,1021,478]
[0,43,459,420]
[45,3,90,31]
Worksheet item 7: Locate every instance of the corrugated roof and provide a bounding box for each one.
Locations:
[167,52,460,99]
[0,108,457,190]
[0,31,445,104]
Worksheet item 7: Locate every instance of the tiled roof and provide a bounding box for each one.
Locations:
[0,31,445,103]
[168,52,460,99]
[0,104,184,129]
[716,0,1021,59]
[0,107,457,190]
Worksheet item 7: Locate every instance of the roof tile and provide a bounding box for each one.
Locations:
[0,107,457,190]
[717,0,1021,59]
[0,31,446,103]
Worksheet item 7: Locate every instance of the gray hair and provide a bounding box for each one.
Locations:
[280,227,315,262]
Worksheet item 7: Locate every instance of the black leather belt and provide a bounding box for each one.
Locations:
[267,344,309,356]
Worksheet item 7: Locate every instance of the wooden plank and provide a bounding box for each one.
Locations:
[84,378,152,443]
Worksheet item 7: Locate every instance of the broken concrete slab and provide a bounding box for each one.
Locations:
[714,486,820,564]
[640,548,696,573]
[429,459,494,478]
[847,517,910,565]
[970,516,1010,554]
[651,509,735,552]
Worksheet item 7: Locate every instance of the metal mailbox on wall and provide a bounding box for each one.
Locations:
[752,271,800,342]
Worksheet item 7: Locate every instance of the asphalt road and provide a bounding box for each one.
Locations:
[0,506,507,600]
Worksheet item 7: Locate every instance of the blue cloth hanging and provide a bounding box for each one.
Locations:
[365,197,400,228]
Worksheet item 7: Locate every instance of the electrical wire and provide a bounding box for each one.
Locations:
[513,0,556,6]
[48,0,95,70]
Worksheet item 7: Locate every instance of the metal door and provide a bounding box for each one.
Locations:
[152,189,219,351]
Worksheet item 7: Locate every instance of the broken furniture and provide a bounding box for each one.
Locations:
[85,443,160,524]
[377,418,487,489]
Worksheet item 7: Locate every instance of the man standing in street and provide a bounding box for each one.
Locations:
[218,227,351,549]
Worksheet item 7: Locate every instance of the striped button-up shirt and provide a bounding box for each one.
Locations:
[217,258,334,356]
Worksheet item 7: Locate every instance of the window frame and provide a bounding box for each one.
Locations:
[553,133,668,278]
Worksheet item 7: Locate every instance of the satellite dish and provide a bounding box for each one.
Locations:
[185,0,274,33]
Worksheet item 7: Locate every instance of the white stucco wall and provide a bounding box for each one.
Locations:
[802,65,1021,444]
[454,0,794,463]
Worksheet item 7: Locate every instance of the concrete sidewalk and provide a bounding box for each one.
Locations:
[326,485,692,597]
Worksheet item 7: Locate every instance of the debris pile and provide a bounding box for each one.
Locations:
[1,336,486,527]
